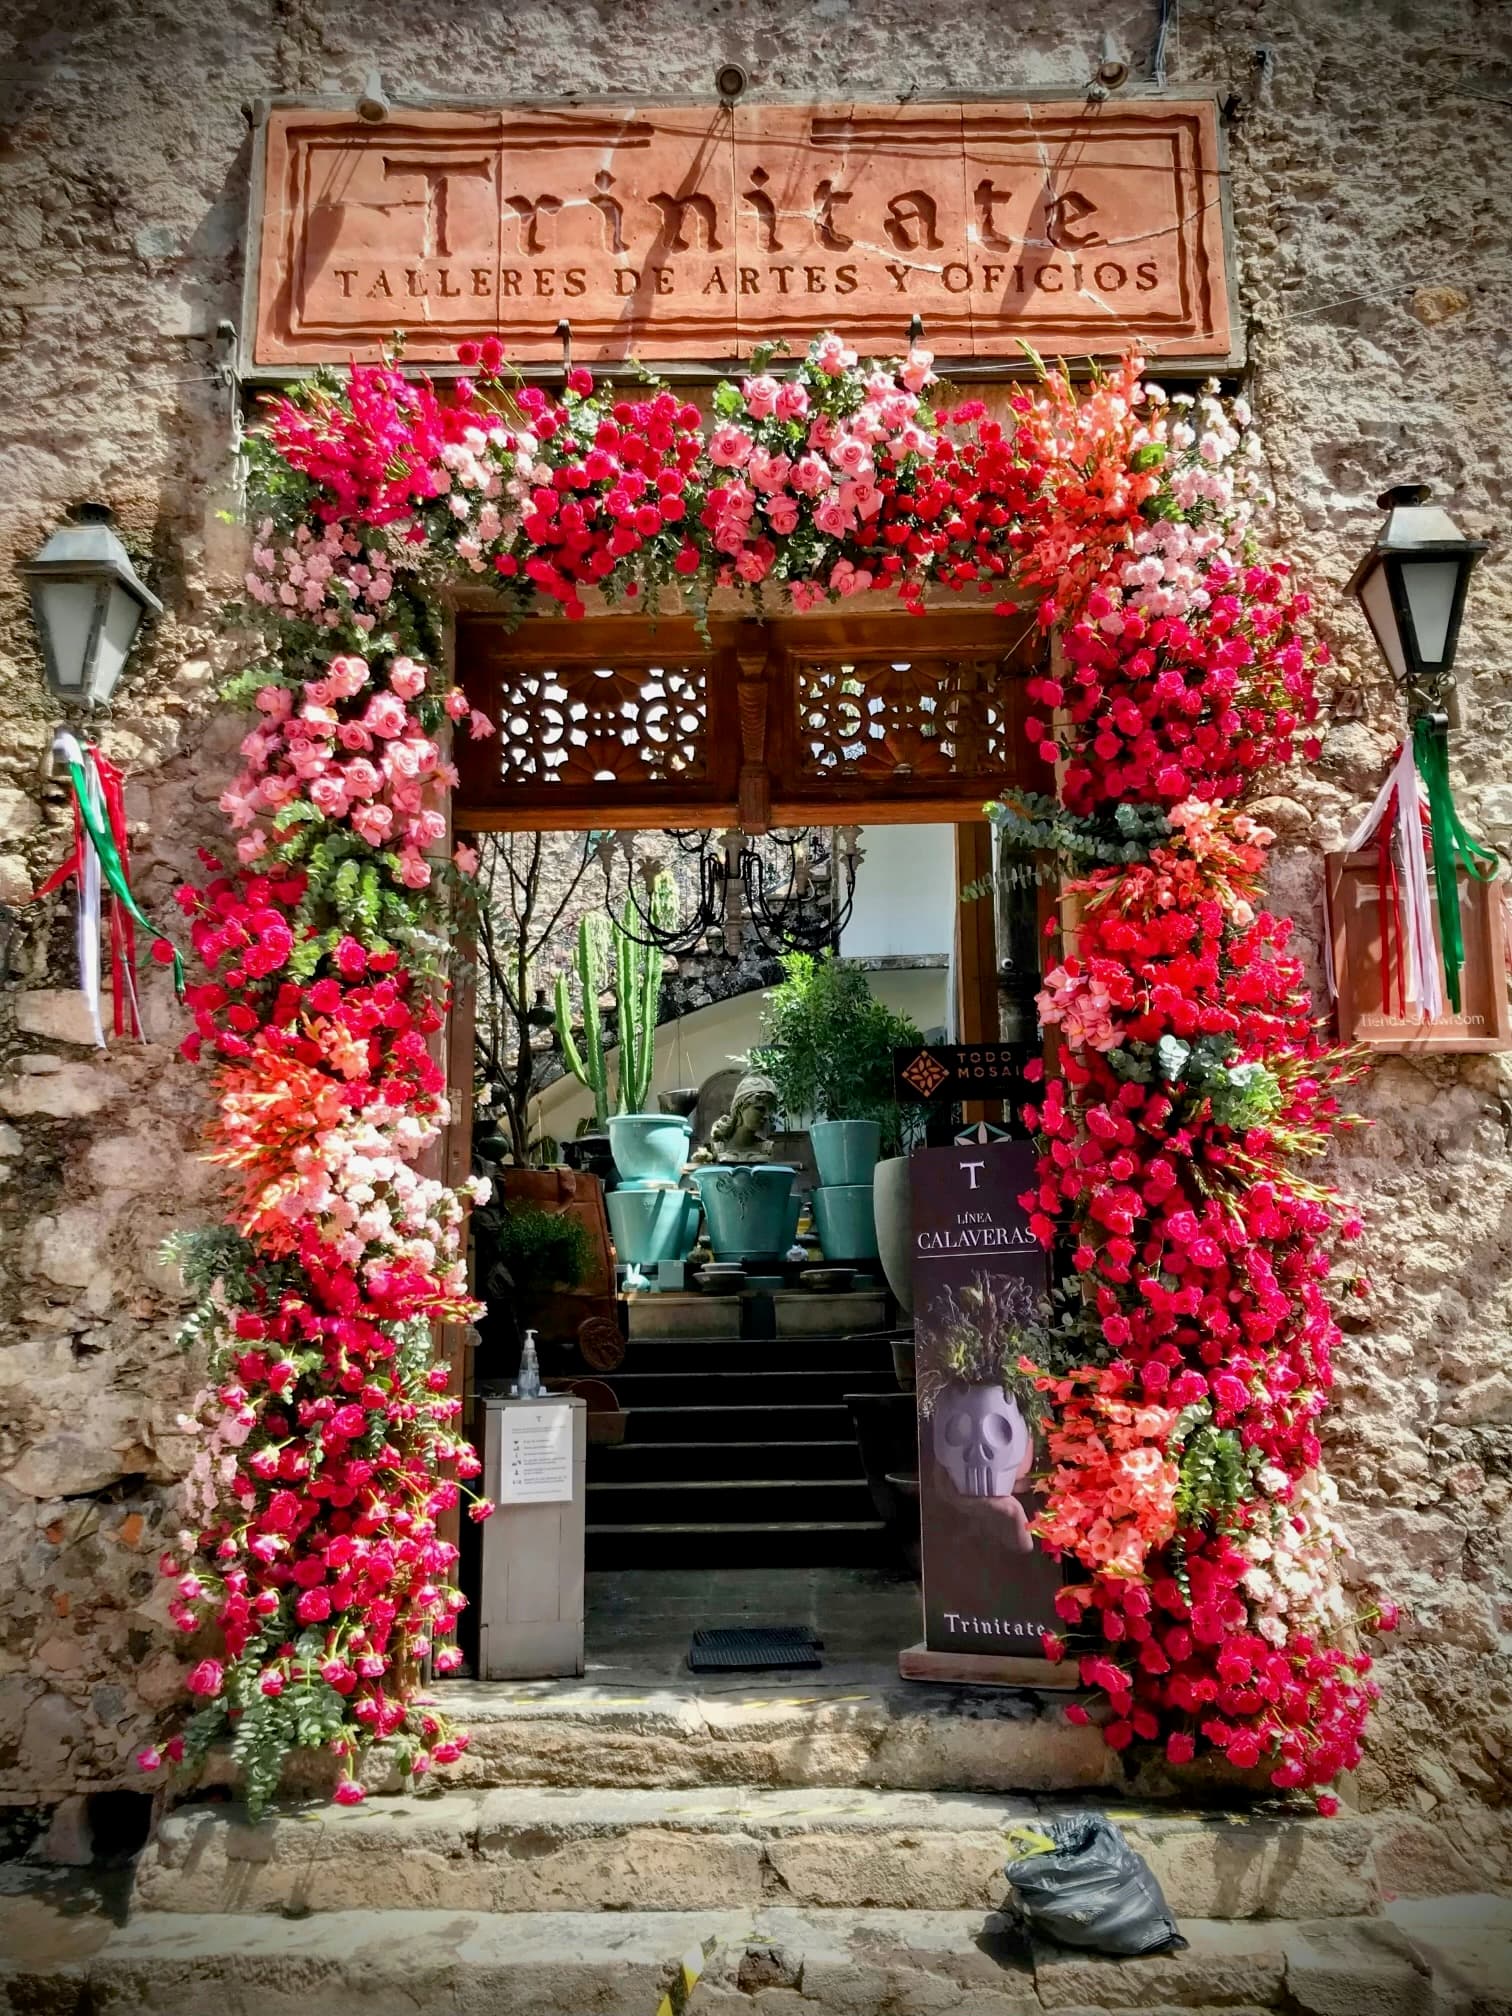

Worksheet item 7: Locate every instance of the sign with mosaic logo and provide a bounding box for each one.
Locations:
[247,98,1235,372]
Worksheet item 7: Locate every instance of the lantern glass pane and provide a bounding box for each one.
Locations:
[1401,557,1461,670]
[1356,561,1407,682]
[36,579,102,693]
[93,582,146,705]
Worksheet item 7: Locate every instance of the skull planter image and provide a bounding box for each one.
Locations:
[933,1382,1032,1506]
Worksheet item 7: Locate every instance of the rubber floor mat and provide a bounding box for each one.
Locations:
[687,1625,823,1672]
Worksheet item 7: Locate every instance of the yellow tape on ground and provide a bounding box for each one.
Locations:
[654,1934,718,2016]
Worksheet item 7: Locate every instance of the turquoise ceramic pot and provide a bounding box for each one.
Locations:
[609,1112,693,1186]
[688,1164,796,1262]
[606,1183,700,1267]
[813,1181,880,1261]
[809,1119,882,1188]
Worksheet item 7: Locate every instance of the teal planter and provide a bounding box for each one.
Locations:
[688,1164,796,1262]
[809,1119,882,1188]
[606,1183,700,1267]
[609,1112,692,1186]
[813,1182,880,1261]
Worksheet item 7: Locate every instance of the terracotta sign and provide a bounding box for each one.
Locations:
[248,98,1233,372]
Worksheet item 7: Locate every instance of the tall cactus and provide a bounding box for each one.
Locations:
[553,875,677,1122]
[611,873,676,1114]
[554,911,612,1127]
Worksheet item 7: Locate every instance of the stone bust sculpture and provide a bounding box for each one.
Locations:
[692,1069,780,1164]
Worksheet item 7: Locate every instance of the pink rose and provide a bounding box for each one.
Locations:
[775,381,810,422]
[741,374,780,418]
[350,802,394,847]
[832,435,872,479]
[468,711,494,740]
[396,852,433,890]
[389,656,427,700]
[342,758,381,800]
[812,333,857,376]
[186,1658,224,1698]
[840,477,883,520]
[900,344,935,393]
[764,495,799,536]
[409,809,448,848]
[453,842,479,876]
[236,831,268,865]
[308,774,349,819]
[333,1780,366,1806]
[813,496,853,538]
[337,721,373,751]
[254,685,293,719]
[363,692,408,739]
[791,454,829,496]
[708,423,754,469]
[442,687,471,720]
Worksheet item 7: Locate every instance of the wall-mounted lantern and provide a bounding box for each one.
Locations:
[1346,483,1487,696]
[22,502,162,709]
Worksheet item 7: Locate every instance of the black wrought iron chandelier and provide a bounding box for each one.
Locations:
[611,825,864,959]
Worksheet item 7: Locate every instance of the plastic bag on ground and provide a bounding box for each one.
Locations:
[1004,1814,1185,1957]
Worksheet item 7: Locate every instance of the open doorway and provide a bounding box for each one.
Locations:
[447,607,1050,1680]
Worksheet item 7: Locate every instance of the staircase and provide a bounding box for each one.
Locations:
[8,1774,1494,2016]
[586,1325,899,1570]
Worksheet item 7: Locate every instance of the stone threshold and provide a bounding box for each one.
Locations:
[2,1895,1490,2016]
[429,1668,1120,1793]
[134,1787,1379,1921]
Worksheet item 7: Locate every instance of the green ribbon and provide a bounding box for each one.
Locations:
[62,754,186,998]
[1412,713,1498,1014]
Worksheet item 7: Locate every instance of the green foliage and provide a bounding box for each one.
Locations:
[1104,1031,1282,1132]
[748,952,922,1151]
[480,1203,591,1293]
[1172,1403,1254,1534]
[971,794,1171,894]
[161,1227,299,1358]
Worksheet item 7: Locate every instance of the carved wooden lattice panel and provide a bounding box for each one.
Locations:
[791,652,1018,782]
[496,659,711,787]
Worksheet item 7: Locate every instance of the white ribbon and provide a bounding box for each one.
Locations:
[1342,741,1443,1022]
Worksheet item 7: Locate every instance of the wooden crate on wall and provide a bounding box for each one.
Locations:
[1325,850,1512,1054]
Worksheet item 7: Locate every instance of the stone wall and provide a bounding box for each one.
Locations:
[1,0,1509,1865]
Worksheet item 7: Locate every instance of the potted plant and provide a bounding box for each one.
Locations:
[749,953,921,1260]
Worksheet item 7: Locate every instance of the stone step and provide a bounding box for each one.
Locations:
[586,1474,876,1525]
[132,1787,1381,1921]
[616,1333,897,1373]
[429,1672,1120,1793]
[620,1400,853,1442]
[0,1899,1446,2016]
[588,1435,864,1481]
[585,1515,888,1569]
[602,1366,898,1407]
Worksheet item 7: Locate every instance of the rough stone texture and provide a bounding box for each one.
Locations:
[132,1785,1393,1921]
[0,0,1509,1837]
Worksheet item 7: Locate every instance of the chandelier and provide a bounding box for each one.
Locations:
[609,826,864,959]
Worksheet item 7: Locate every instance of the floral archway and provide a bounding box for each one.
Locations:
[141,332,1391,1816]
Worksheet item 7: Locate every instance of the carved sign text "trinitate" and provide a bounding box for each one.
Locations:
[250,100,1233,370]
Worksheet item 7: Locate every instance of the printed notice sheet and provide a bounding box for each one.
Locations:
[499,1402,574,1505]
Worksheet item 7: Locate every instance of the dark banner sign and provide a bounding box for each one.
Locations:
[910,1139,1062,1659]
[894,1041,1036,1106]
